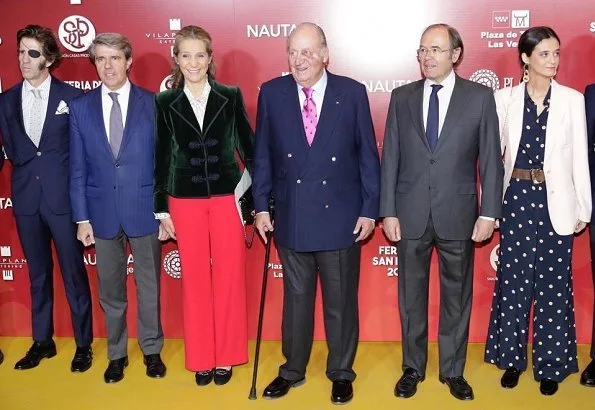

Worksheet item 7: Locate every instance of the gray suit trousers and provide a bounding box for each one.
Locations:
[398,216,474,378]
[95,230,164,360]
[277,244,361,382]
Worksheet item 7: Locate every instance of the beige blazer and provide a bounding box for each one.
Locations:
[496,80,591,235]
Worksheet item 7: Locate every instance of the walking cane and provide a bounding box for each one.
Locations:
[249,197,275,400]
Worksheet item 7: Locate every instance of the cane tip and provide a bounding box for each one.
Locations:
[249,387,257,400]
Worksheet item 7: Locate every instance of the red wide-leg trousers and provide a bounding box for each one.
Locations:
[169,195,248,371]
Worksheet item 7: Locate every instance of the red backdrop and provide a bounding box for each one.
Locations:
[0,0,594,343]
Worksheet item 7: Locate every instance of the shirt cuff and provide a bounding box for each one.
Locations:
[76,220,90,224]
[154,212,171,219]
[479,216,495,221]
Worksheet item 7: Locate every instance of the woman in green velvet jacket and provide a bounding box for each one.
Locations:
[153,25,253,387]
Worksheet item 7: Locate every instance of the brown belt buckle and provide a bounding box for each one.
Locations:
[530,169,544,185]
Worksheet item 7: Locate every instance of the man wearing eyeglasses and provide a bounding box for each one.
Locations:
[0,25,93,372]
[380,23,503,400]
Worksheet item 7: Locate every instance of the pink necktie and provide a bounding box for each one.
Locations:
[302,87,318,146]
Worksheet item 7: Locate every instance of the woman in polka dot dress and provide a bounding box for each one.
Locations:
[484,26,591,396]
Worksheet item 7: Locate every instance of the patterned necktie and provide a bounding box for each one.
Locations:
[108,92,124,158]
[29,89,44,147]
[426,84,443,152]
[302,87,318,146]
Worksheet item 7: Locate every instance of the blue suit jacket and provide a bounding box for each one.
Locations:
[586,84,595,215]
[69,83,159,239]
[0,77,82,215]
[253,72,380,252]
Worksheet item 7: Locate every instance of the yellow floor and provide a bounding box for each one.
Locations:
[0,337,593,409]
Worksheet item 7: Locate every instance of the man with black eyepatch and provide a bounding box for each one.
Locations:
[0,24,93,372]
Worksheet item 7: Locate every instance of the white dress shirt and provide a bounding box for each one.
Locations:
[422,68,456,137]
[22,75,52,141]
[296,69,327,117]
[101,80,131,141]
[184,81,211,129]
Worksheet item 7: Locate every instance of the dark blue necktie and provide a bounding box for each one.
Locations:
[426,84,443,152]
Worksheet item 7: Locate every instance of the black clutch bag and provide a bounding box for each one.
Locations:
[235,169,255,226]
[235,170,256,247]
[238,185,255,226]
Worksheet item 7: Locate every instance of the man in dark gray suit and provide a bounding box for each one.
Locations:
[380,24,503,400]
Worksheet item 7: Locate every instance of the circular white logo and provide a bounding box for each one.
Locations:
[163,250,182,279]
[160,75,174,92]
[469,69,500,91]
[489,244,500,272]
[58,15,96,52]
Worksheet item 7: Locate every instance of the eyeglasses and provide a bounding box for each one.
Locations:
[18,49,42,58]
[416,47,452,57]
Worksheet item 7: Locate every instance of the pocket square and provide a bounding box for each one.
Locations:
[55,100,69,115]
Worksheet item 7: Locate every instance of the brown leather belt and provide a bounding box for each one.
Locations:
[511,168,545,184]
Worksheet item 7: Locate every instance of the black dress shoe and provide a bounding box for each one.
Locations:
[14,341,57,370]
[395,368,425,398]
[104,357,128,383]
[214,368,232,385]
[195,369,214,386]
[500,367,522,389]
[262,376,306,399]
[540,379,558,396]
[144,354,166,378]
[580,359,595,387]
[331,380,353,405]
[71,346,92,373]
[0,349,4,365]
[439,375,474,400]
